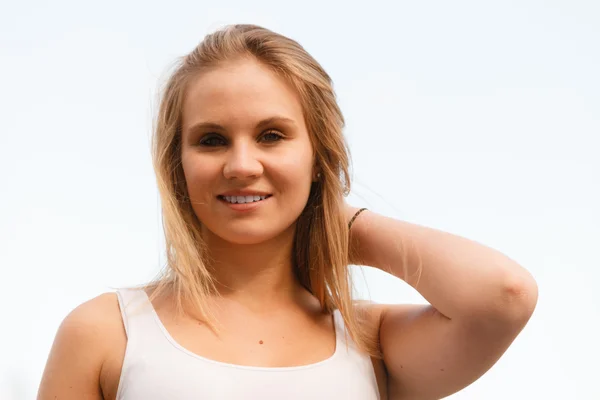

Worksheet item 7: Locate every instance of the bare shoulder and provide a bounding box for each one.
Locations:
[355,300,421,333]
[57,292,125,351]
[38,292,126,400]
[65,292,124,334]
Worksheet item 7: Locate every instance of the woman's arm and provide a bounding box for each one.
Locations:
[348,206,538,400]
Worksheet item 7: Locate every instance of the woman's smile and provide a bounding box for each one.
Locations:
[217,193,273,212]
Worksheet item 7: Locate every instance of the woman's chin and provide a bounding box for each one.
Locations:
[223,233,274,246]
[205,228,289,246]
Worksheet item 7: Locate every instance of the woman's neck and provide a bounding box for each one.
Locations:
[203,226,303,309]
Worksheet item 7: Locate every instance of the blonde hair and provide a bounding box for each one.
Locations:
[145,24,380,357]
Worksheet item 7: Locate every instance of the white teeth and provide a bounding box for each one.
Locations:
[222,195,268,204]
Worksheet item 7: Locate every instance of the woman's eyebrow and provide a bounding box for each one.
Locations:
[185,116,296,135]
[255,116,296,129]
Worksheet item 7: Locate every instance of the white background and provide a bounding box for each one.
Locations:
[1,1,599,398]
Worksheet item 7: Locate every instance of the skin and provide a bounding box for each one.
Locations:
[37,57,538,400]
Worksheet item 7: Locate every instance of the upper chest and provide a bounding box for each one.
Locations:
[162,304,338,367]
[100,293,388,399]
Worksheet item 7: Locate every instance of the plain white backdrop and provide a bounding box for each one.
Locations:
[1,0,599,398]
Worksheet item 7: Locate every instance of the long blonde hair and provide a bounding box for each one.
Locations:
[145,24,379,357]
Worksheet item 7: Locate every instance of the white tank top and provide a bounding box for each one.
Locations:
[115,288,380,399]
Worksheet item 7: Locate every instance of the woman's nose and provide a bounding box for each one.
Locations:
[222,143,264,180]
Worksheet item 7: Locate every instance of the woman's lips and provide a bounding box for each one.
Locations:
[217,194,272,212]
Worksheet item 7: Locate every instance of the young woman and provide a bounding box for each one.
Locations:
[38,24,538,400]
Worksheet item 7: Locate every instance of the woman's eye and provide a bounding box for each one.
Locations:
[260,130,283,142]
[199,135,226,147]
[197,131,282,146]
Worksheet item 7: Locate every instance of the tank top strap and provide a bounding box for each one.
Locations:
[332,309,345,342]
[116,288,160,341]
[331,308,379,397]
[332,308,360,352]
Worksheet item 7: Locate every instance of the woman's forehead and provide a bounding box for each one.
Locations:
[182,60,305,132]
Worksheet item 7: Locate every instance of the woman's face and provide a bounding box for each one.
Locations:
[180,58,316,245]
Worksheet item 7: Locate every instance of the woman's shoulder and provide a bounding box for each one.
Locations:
[38,292,127,398]
[353,300,427,334]
[353,300,386,325]
[64,292,125,336]
[55,292,127,364]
